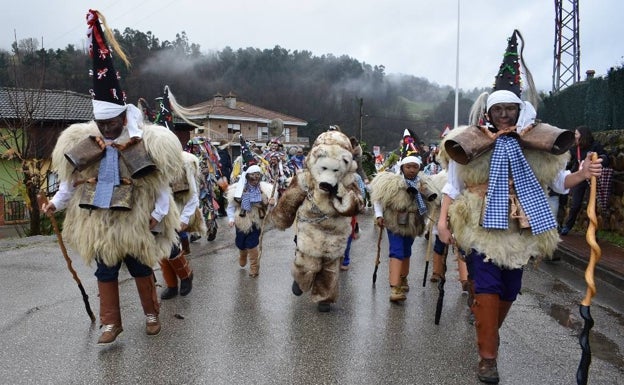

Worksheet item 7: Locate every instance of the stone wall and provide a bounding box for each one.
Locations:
[564,130,624,236]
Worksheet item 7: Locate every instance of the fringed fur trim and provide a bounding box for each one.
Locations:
[450,147,569,268]
[226,181,274,233]
[370,171,426,237]
[272,172,307,230]
[52,121,184,267]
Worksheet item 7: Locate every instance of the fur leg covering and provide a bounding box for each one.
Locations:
[291,250,340,303]
[248,247,260,277]
[158,259,178,289]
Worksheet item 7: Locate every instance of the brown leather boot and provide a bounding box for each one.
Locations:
[248,247,259,277]
[135,275,161,336]
[389,258,406,302]
[471,293,500,384]
[97,280,123,345]
[158,258,178,300]
[169,251,193,296]
[239,249,248,267]
[430,252,444,282]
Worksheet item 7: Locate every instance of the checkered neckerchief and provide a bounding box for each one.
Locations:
[405,177,427,215]
[482,136,557,235]
[92,145,120,209]
[241,183,262,211]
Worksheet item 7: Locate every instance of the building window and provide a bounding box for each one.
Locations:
[46,171,59,196]
[284,127,290,142]
[227,123,241,138]
[258,126,268,141]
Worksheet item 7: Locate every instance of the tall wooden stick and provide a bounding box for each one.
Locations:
[37,193,95,323]
[577,153,601,385]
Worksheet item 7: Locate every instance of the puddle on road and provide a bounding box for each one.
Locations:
[539,296,624,370]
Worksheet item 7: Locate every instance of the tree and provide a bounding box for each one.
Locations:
[0,38,60,236]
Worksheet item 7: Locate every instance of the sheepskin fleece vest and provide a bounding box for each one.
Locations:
[272,171,361,259]
[370,172,426,237]
[440,126,570,268]
[51,121,183,267]
[226,181,273,233]
[175,152,207,235]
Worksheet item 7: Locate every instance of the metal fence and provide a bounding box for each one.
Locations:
[4,199,26,222]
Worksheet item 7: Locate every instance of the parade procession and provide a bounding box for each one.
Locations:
[2,3,624,385]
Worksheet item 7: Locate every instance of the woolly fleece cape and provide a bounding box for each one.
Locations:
[226,180,274,234]
[51,121,184,267]
[176,151,207,235]
[439,125,570,268]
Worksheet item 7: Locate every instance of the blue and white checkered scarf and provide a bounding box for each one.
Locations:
[92,145,120,209]
[241,183,262,211]
[405,177,427,215]
[482,136,557,235]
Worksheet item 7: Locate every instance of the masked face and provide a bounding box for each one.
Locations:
[246,172,261,185]
[96,112,126,139]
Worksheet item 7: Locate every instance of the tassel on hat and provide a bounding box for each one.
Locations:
[87,9,129,119]
[468,29,538,129]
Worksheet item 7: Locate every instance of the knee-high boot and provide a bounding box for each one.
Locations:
[400,257,411,292]
[169,250,193,296]
[472,294,500,384]
[389,257,406,302]
[97,280,123,344]
[158,258,178,300]
[135,275,161,336]
[248,247,260,277]
[239,249,248,267]
[471,293,500,384]
[431,252,444,282]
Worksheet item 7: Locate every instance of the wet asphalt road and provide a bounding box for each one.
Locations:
[0,211,623,385]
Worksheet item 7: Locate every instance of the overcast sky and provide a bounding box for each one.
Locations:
[2,0,623,93]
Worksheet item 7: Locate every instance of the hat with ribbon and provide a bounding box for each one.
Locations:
[154,86,174,130]
[86,9,142,138]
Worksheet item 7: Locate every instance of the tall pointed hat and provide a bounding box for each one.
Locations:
[154,86,174,130]
[86,9,143,137]
[87,9,128,118]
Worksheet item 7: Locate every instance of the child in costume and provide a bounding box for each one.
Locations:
[226,165,275,277]
[370,155,430,302]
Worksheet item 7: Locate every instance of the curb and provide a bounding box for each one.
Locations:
[553,245,624,289]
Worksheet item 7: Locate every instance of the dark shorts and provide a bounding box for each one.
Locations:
[235,225,260,250]
[95,255,153,282]
[466,250,523,301]
[387,229,415,260]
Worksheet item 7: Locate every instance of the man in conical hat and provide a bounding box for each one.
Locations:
[42,9,183,345]
[437,30,603,384]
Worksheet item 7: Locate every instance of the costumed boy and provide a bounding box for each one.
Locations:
[42,9,183,344]
[370,132,435,303]
[226,138,276,278]
[437,30,603,384]
[272,130,363,312]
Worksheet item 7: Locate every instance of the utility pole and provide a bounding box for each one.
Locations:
[358,97,364,142]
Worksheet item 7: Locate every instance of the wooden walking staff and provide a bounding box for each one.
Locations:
[372,225,383,285]
[576,153,601,385]
[258,180,278,260]
[37,193,96,323]
[422,220,434,287]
